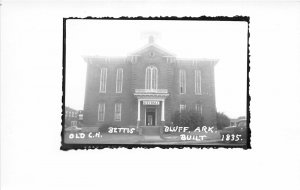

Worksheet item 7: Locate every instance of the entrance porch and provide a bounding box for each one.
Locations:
[134,89,169,135]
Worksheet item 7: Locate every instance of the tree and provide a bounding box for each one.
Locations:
[216,112,230,130]
[172,110,204,131]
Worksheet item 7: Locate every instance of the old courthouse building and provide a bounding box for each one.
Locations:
[83,36,218,129]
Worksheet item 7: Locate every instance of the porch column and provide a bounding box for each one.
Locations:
[137,99,141,125]
[161,99,165,124]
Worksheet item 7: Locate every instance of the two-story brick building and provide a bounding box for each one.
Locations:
[64,107,79,127]
[82,36,218,129]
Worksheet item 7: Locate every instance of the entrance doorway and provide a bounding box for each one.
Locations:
[146,108,156,126]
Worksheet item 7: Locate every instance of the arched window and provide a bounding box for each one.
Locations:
[145,66,158,90]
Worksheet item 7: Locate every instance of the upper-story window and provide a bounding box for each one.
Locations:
[179,69,186,94]
[195,70,202,95]
[99,68,107,93]
[166,57,175,63]
[116,68,123,93]
[145,66,158,90]
[98,103,105,121]
[131,56,138,63]
[105,57,110,63]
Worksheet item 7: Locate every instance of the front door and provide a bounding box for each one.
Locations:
[146,108,156,126]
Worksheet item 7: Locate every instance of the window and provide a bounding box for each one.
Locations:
[72,112,74,117]
[114,103,122,121]
[116,68,123,93]
[149,52,154,57]
[146,67,151,89]
[195,70,202,95]
[71,121,77,126]
[195,104,202,115]
[179,104,186,113]
[166,57,175,63]
[105,57,110,63]
[98,103,105,121]
[145,66,158,90]
[99,68,107,93]
[131,56,138,63]
[179,70,186,94]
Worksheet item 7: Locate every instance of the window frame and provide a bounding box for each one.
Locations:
[71,121,77,126]
[116,68,123,93]
[145,66,158,90]
[114,103,122,121]
[98,103,105,121]
[179,104,186,113]
[195,104,203,115]
[195,70,202,95]
[99,68,107,93]
[179,69,186,94]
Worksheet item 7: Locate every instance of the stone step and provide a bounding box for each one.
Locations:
[139,126,162,136]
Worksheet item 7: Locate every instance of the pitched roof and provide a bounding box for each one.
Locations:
[129,36,176,57]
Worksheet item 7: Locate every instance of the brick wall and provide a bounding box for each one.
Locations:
[83,47,217,128]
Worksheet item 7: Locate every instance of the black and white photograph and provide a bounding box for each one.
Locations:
[2,1,300,190]
[62,17,250,149]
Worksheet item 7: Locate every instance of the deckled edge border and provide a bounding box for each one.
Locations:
[60,16,251,150]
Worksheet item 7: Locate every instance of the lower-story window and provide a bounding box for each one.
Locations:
[179,104,186,113]
[71,121,77,126]
[98,103,105,121]
[195,104,202,115]
[114,103,122,121]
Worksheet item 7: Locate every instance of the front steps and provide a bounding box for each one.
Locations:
[138,126,163,136]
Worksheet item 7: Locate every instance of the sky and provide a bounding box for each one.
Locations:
[65,19,248,119]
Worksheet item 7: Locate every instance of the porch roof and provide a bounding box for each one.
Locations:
[134,89,169,100]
